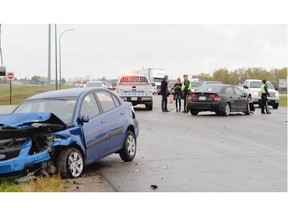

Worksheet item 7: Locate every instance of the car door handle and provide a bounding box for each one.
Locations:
[120,112,125,115]
[101,120,106,124]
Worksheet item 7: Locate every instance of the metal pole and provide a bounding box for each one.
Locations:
[59,29,73,90]
[10,80,12,104]
[59,36,62,89]
[48,24,51,90]
[0,24,3,66]
[55,24,58,90]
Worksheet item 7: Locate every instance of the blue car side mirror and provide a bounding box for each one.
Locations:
[81,114,89,123]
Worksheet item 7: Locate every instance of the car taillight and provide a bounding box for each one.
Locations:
[209,94,221,101]
[189,93,197,100]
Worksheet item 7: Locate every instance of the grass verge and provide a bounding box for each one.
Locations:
[0,175,68,192]
[0,84,70,105]
[279,95,287,107]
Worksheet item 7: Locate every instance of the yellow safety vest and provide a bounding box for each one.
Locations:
[261,84,267,93]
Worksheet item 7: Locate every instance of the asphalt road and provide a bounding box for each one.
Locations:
[97,95,287,192]
[1,96,287,192]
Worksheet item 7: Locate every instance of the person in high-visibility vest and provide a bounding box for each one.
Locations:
[181,74,192,113]
[260,80,271,114]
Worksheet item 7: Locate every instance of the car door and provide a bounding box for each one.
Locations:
[80,93,111,163]
[225,86,237,111]
[233,86,248,111]
[95,91,126,155]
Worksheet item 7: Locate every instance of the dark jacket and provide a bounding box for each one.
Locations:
[173,83,182,95]
[161,79,168,96]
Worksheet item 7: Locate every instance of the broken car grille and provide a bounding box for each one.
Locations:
[0,138,27,161]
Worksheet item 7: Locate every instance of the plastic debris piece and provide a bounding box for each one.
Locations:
[150,185,158,189]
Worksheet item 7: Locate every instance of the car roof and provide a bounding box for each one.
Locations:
[86,81,102,83]
[203,84,231,87]
[202,81,222,83]
[245,79,271,83]
[26,87,100,100]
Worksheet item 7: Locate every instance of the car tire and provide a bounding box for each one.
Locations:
[145,103,153,111]
[272,103,279,109]
[119,130,137,162]
[57,147,84,178]
[190,109,198,115]
[248,95,252,103]
[223,103,230,116]
[244,103,250,115]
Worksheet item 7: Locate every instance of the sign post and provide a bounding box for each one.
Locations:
[6,72,14,105]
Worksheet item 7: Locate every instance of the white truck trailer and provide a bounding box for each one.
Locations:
[135,68,165,94]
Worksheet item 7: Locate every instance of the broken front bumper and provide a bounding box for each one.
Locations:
[0,139,50,175]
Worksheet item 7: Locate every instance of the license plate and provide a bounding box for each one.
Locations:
[199,96,206,101]
[131,97,137,101]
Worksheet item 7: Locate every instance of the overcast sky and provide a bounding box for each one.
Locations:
[1,24,287,80]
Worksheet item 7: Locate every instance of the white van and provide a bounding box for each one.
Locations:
[116,74,153,110]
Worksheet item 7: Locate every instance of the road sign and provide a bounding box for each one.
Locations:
[0,66,6,76]
[7,72,14,80]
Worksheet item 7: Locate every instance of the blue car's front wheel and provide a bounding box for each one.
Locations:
[57,147,84,178]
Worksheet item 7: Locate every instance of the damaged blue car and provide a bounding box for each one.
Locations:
[0,87,139,178]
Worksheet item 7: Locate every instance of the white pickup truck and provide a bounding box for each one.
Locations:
[242,79,279,109]
[116,74,153,110]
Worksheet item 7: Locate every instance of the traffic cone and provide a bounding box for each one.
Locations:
[169,95,174,103]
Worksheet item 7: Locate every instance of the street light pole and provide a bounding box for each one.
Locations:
[59,29,73,89]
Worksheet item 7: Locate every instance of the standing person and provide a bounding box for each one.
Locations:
[261,80,271,114]
[181,74,192,113]
[161,75,170,112]
[173,78,182,112]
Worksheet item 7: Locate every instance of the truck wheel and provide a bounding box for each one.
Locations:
[119,130,136,162]
[145,103,153,111]
[57,147,84,178]
[272,103,279,109]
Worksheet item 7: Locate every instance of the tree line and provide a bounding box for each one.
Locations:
[198,67,287,87]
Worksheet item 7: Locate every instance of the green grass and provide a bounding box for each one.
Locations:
[0,180,22,192]
[279,95,287,107]
[0,84,71,105]
[0,175,67,192]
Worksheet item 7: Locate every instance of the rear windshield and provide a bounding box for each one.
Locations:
[196,85,223,93]
[119,76,148,83]
[191,81,203,87]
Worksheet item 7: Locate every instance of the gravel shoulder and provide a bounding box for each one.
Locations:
[63,175,115,192]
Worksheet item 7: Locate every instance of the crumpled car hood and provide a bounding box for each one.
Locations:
[0,112,66,139]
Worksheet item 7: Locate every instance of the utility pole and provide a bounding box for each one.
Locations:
[48,24,51,90]
[55,24,58,90]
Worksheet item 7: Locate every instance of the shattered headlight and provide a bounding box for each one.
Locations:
[30,133,54,154]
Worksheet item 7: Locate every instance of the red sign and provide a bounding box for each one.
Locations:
[7,72,14,80]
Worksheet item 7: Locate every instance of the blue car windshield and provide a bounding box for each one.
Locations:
[13,98,77,125]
